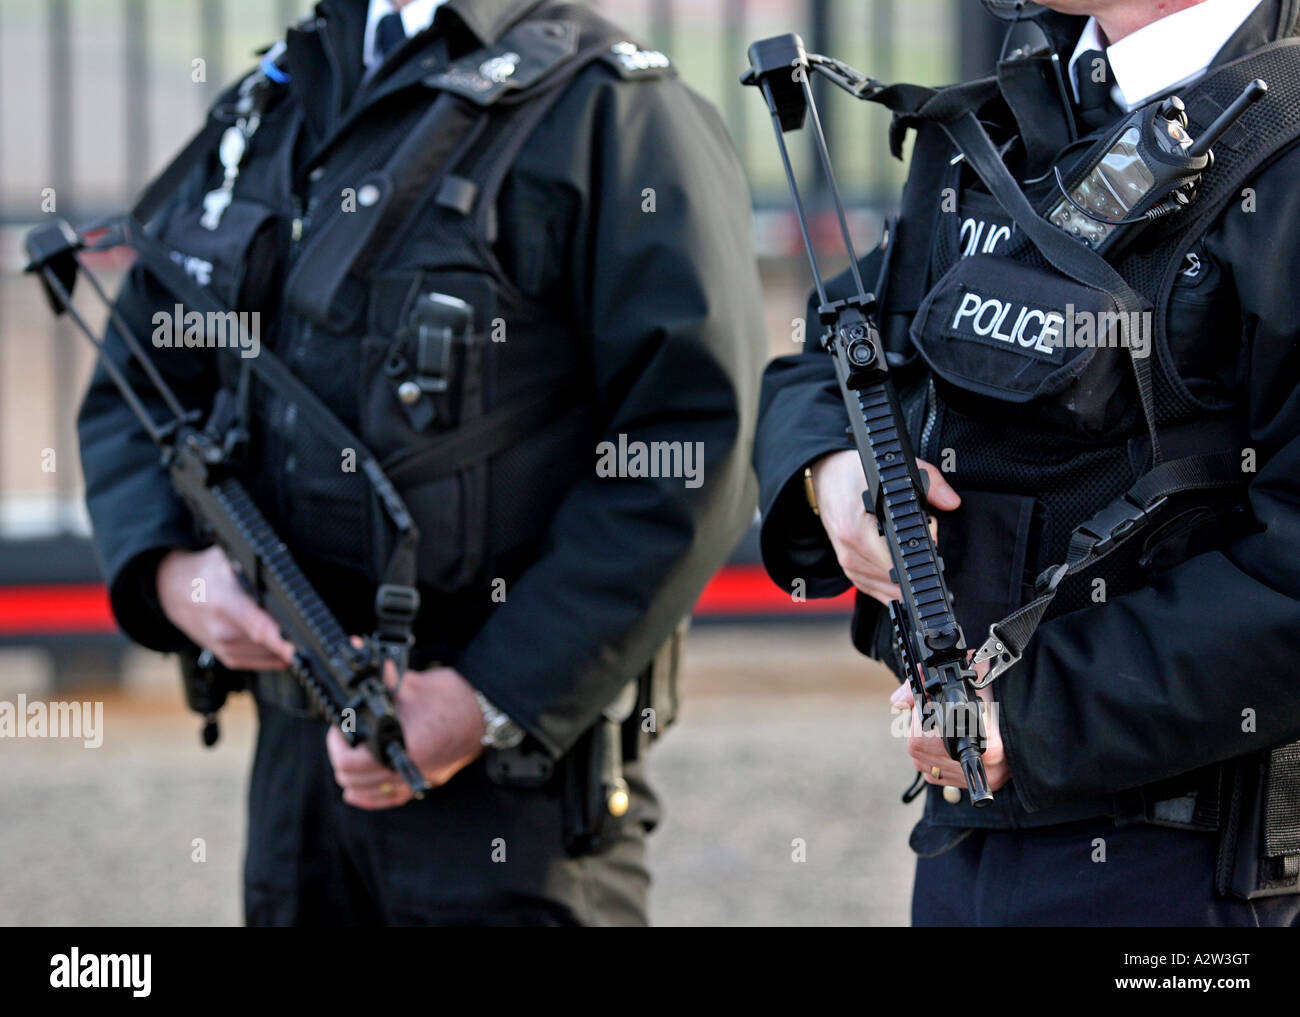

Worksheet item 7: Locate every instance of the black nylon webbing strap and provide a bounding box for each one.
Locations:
[382,383,579,486]
[1265,741,1300,867]
[283,92,488,326]
[972,451,1245,681]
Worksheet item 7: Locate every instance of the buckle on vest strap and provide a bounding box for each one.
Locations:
[1072,494,1168,558]
[375,583,420,631]
[372,583,420,678]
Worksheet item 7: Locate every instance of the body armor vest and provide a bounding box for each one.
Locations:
[147,2,671,654]
[861,13,1300,868]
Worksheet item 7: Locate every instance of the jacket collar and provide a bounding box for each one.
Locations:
[1212,0,1297,64]
[435,0,552,47]
[1032,0,1296,67]
[284,0,550,166]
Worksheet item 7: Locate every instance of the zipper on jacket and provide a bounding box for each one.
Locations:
[919,375,939,462]
[289,194,306,257]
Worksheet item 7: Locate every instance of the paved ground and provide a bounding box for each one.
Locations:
[0,624,920,926]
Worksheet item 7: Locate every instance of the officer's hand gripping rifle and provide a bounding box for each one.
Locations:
[24,218,431,798]
[743,35,992,806]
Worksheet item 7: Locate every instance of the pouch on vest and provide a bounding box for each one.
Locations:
[157,198,282,314]
[360,269,492,594]
[909,253,1145,438]
[1218,742,1300,899]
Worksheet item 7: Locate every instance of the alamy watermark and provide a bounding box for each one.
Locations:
[891,699,995,742]
[596,433,704,489]
[950,294,1152,359]
[50,948,150,997]
[0,695,103,748]
[151,303,260,359]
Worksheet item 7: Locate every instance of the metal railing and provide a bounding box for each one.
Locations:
[0,0,977,224]
[0,0,983,549]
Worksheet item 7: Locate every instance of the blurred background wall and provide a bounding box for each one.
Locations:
[0,0,1005,926]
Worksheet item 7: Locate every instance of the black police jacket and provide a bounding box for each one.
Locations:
[77,0,764,759]
[755,0,1300,819]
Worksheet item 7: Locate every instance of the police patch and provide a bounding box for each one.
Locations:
[947,288,1064,361]
[909,253,1134,405]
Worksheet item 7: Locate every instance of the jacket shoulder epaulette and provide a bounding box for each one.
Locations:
[595,40,674,81]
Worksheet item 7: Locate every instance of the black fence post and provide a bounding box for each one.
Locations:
[869,0,896,203]
[807,0,833,207]
[200,0,225,99]
[49,0,73,220]
[277,0,300,32]
[960,0,1008,80]
[124,0,150,197]
[48,0,77,529]
[724,0,748,169]
[650,0,674,56]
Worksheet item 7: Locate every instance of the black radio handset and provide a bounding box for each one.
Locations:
[1048,79,1267,260]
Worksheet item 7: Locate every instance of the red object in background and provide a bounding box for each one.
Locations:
[0,584,116,635]
[693,564,854,616]
[0,566,851,639]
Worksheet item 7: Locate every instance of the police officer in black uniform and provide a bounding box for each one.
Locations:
[755,0,1300,925]
[77,0,763,926]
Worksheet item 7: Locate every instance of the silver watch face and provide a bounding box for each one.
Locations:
[477,694,525,748]
[486,716,525,749]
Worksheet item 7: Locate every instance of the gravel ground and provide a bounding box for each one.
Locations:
[0,624,918,927]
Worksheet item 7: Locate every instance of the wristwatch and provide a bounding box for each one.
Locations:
[475,691,525,749]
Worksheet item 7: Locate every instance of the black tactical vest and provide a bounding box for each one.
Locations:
[150,3,672,655]
[861,15,1300,844]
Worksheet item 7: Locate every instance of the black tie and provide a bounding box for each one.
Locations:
[375,11,407,64]
[1076,49,1121,129]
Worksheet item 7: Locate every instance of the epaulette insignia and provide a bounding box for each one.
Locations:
[607,41,671,75]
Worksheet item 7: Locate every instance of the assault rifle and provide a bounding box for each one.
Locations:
[25,217,430,798]
[743,35,992,806]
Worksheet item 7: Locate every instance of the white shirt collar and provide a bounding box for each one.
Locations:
[363,0,447,71]
[1067,0,1264,112]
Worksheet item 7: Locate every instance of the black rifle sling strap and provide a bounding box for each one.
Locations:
[976,450,1246,674]
[382,384,579,486]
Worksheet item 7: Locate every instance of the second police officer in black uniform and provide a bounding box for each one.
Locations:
[756,0,1300,924]
[78,0,764,925]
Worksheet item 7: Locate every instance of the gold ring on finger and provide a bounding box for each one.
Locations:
[379,782,395,796]
[929,765,942,779]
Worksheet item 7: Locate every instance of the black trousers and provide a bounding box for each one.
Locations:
[913,817,1300,926]
[243,698,656,926]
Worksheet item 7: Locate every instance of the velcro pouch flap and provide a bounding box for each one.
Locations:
[909,253,1140,404]
[157,198,279,311]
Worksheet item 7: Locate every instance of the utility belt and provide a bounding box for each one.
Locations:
[246,617,687,857]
